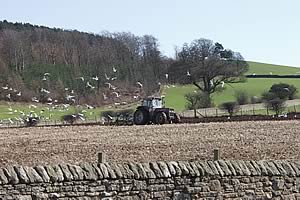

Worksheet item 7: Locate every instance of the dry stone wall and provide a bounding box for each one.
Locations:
[0,160,300,199]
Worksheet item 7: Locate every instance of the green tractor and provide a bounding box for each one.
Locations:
[133,97,180,125]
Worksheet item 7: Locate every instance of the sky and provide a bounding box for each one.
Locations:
[1,0,300,67]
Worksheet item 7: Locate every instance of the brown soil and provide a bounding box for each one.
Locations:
[0,121,299,167]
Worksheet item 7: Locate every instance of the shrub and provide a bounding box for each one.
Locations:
[235,90,249,105]
[269,83,297,100]
[263,98,286,116]
[220,101,239,116]
[185,91,212,118]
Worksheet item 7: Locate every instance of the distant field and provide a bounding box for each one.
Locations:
[246,61,300,75]
[164,78,300,111]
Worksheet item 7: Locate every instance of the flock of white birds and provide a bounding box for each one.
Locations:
[0,67,194,126]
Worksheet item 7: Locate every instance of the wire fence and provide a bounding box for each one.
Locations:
[179,103,300,118]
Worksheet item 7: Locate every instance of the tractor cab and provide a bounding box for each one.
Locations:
[141,97,164,109]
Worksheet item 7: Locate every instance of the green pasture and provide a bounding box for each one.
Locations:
[246,61,300,75]
[164,78,300,111]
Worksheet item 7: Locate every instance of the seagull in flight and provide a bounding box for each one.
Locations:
[92,76,99,81]
[77,77,84,81]
[113,66,117,73]
[187,71,191,76]
[112,92,120,98]
[86,81,95,89]
[137,82,143,88]
[105,73,110,80]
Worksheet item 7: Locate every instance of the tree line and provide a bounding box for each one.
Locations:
[0,20,248,106]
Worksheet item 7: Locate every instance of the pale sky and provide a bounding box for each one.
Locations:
[1,0,300,67]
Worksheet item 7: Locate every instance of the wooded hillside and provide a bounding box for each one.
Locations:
[0,20,170,105]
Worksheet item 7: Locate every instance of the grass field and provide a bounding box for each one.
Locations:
[164,78,300,110]
[0,121,299,167]
[246,61,300,75]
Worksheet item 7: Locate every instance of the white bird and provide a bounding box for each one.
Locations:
[92,76,99,81]
[16,92,21,96]
[8,107,13,111]
[2,85,8,90]
[210,80,214,86]
[165,73,169,79]
[70,90,74,94]
[29,104,37,109]
[105,73,110,80]
[44,72,50,76]
[6,93,11,99]
[112,92,120,98]
[133,95,139,99]
[63,104,70,108]
[41,88,50,94]
[137,82,143,88]
[111,77,117,81]
[113,66,117,73]
[66,95,75,101]
[8,118,14,124]
[42,76,47,81]
[31,97,39,103]
[9,88,13,91]
[47,97,53,102]
[86,104,94,109]
[13,89,17,93]
[105,82,112,88]
[77,77,84,81]
[103,93,108,100]
[86,81,95,89]
[187,71,191,76]
[65,88,69,91]
[221,81,225,88]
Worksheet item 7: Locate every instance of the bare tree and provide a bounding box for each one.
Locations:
[176,38,248,99]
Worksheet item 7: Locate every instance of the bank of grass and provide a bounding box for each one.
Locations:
[164,78,300,111]
[246,61,300,75]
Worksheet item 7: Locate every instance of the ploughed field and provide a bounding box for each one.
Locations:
[0,121,299,167]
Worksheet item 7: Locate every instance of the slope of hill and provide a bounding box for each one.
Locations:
[246,61,300,75]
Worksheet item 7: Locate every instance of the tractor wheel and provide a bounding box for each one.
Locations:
[155,112,167,125]
[173,113,181,123]
[133,109,149,125]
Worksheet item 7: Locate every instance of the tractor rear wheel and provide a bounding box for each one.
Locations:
[155,112,167,125]
[133,109,149,125]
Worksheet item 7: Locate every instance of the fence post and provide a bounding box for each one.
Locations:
[98,152,106,163]
[213,149,220,161]
[252,106,255,115]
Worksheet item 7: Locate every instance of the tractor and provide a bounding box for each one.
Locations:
[133,97,180,125]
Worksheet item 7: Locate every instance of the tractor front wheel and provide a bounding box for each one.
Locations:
[155,112,167,125]
[133,109,149,125]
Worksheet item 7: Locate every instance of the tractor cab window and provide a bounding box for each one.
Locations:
[142,99,152,107]
[152,99,162,108]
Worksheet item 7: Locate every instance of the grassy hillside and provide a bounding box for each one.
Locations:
[246,61,300,75]
[165,78,300,111]
[164,61,300,111]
